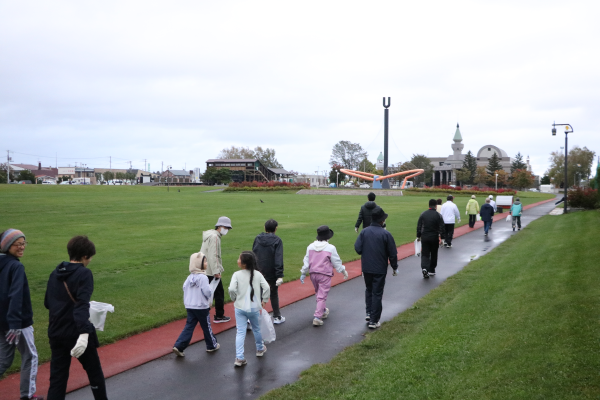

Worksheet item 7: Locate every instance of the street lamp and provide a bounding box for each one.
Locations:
[336,171,339,188]
[82,164,87,185]
[552,122,573,213]
[495,173,498,190]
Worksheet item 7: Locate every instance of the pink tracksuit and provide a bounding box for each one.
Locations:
[301,241,346,318]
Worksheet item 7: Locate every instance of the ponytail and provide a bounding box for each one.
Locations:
[240,251,258,302]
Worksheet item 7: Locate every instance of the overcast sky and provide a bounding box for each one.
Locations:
[1,0,599,176]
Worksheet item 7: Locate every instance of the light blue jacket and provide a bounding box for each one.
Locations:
[510,201,523,217]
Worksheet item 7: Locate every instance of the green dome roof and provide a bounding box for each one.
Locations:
[453,123,462,142]
[377,152,384,161]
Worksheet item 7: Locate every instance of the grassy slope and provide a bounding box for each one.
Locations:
[0,185,552,373]
[261,210,600,400]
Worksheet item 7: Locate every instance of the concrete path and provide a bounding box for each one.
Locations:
[61,197,558,400]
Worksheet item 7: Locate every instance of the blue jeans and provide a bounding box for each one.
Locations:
[235,308,264,360]
[174,308,218,351]
[484,220,491,234]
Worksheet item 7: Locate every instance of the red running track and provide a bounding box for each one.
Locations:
[0,198,554,399]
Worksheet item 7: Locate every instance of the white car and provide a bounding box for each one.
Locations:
[344,182,355,188]
[42,181,55,185]
[359,183,370,189]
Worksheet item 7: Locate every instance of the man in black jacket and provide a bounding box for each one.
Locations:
[416,199,445,278]
[355,192,377,232]
[45,236,107,400]
[354,206,398,329]
[0,229,43,400]
[252,219,285,324]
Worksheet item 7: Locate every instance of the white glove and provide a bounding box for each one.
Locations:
[70,333,89,358]
[355,227,358,233]
[6,329,22,345]
[275,278,283,286]
[392,269,398,276]
[342,270,348,280]
[300,274,305,284]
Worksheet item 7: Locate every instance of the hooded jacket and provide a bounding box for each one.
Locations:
[200,229,223,277]
[252,233,284,281]
[480,203,495,222]
[0,254,34,330]
[355,201,377,230]
[466,198,480,214]
[44,262,98,345]
[301,241,346,277]
[354,223,399,274]
[510,200,523,216]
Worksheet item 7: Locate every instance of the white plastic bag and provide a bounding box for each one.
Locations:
[208,278,220,307]
[259,308,276,343]
[89,301,115,331]
[506,215,511,222]
[476,214,481,222]
[414,239,421,257]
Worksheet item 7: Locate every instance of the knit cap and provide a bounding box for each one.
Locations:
[189,252,207,274]
[0,229,25,253]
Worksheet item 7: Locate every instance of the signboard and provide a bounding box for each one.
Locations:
[58,167,75,175]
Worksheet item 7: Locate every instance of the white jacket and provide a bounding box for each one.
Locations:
[228,269,270,312]
[440,201,461,224]
[183,273,212,309]
[300,241,345,277]
[490,200,497,212]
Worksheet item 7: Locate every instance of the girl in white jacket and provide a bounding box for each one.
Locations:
[172,252,219,356]
[228,251,270,367]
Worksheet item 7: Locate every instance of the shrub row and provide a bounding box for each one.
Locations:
[408,187,517,196]
[228,181,309,188]
[567,187,599,209]
[224,186,308,192]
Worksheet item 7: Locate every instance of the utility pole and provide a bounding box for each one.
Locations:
[382,97,391,189]
[144,159,147,172]
[6,150,10,184]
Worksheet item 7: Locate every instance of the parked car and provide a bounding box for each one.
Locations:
[329,183,337,188]
[18,180,33,184]
[359,183,370,189]
[60,180,73,185]
[344,182,355,188]
[41,181,55,185]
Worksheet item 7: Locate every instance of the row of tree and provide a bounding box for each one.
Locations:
[543,146,596,188]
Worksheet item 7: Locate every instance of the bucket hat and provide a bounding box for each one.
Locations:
[215,216,233,229]
[316,225,334,241]
[371,206,388,223]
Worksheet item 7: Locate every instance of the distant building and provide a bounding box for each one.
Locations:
[205,159,291,182]
[294,174,327,187]
[376,152,384,170]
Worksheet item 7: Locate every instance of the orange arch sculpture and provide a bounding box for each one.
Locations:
[340,168,424,189]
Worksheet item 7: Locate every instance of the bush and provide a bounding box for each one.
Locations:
[409,186,517,196]
[567,187,599,209]
[225,181,310,191]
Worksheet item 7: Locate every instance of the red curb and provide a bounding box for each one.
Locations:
[0,197,556,400]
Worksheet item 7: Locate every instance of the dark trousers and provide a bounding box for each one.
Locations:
[48,339,107,400]
[421,239,439,273]
[468,214,477,228]
[444,224,455,245]
[266,280,281,318]
[363,273,386,324]
[174,308,218,351]
[512,216,521,229]
[208,276,225,318]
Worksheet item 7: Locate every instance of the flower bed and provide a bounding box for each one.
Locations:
[224,181,310,192]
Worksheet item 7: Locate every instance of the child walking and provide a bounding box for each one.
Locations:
[228,251,270,367]
[300,226,348,326]
[172,252,219,357]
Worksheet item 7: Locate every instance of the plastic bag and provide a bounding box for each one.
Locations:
[260,308,276,343]
[89,301,115,331]
[476,214,481,222]
[414,239,421,257]
[208,278,220,307]
[506,215,511,222]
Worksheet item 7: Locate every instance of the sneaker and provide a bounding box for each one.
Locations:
[234,358,247,367]
[422,269,429,279]
[313,318,323,326]
[368,321,381,329]
[273,316,286,324]
[429,271,436,276]
[214,316,231,324]
[172,347,185,357]
[206,343,220,353]
[365,314,370,321]
[518,228,521,230]
[485,233,488,236]
[322,308,330,319]
[247,320,252,330]
[256,344,267,357]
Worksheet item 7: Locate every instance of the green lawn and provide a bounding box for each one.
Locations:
[261,210,600,400]
[0,185,552,374]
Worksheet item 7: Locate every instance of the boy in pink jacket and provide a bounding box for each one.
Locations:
[300,226,348,326]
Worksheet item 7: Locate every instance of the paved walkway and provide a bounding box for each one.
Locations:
[0,197,556,400]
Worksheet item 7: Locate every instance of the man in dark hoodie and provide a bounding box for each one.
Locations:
[0,229,44,400]
[416,199,445,278]
[45,236,107,400]
[252,219,285,324]
[355,192,377,232]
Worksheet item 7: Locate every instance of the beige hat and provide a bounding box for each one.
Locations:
[189,252,207,274]
[471,195,476,199]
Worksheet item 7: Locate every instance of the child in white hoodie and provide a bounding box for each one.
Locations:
[300,226,348,326]
[172,252,219,356]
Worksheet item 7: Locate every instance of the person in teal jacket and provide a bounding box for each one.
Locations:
[510,198,523,231]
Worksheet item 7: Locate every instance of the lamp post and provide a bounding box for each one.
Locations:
[552,123,573,213]
[495,173,498,190]
[82,163,87,185]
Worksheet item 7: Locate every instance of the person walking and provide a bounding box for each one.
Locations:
[300,226,348,327]
[488,195,497,229]
[0,229,44,400]
[45,236,107,400]
[355,192,377,232]
[172,252,219,357]
[354,207,398,329]
[480,198,495,236]
[440,195,461,248]
[252,219,285,324]
[436,199,442,213]
[200,216,232,324]
[416,199,445,278]
[510,197,523,231]
[466,195,480,228]
[228,251,270,367]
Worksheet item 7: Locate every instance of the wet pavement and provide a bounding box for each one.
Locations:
[66,197,558,400]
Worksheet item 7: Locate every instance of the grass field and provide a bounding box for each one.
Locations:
[261,210,600,400]
[0,185,553,374]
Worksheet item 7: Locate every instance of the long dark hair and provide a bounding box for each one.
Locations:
[240,251,258,302]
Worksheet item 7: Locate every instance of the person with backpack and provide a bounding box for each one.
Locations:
[172,252,219,357]
[300,226,348,327]
[252,219,285,324]
[44,236,107,400]
[0,229,44,400]
[228,251,270,367]
[510,197,523,231]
